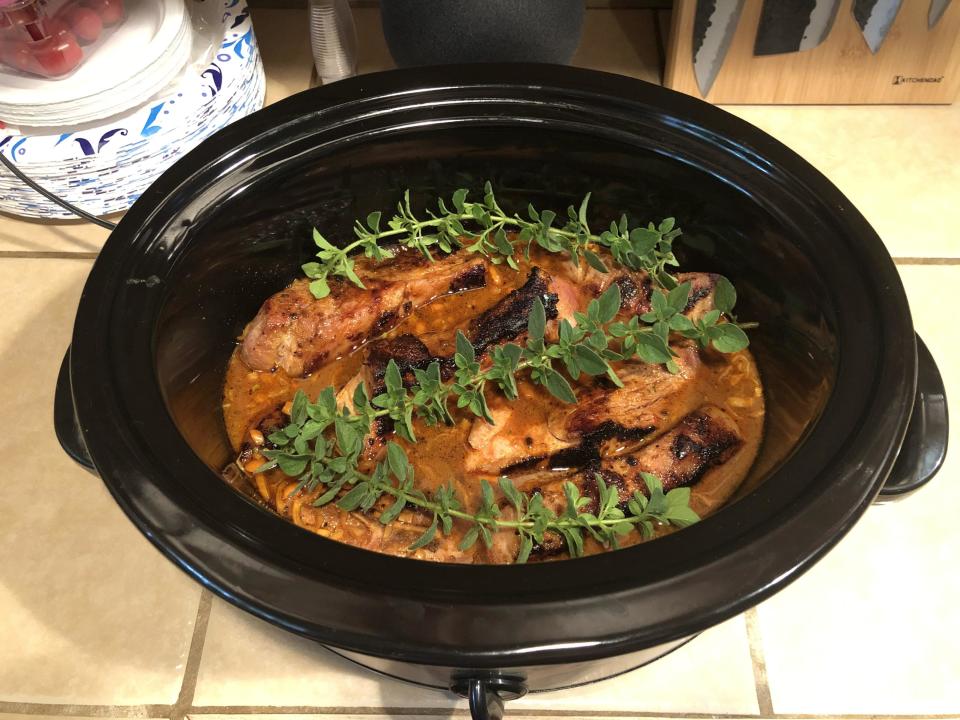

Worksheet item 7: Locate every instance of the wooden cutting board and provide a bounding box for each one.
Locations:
[664,0,960,104]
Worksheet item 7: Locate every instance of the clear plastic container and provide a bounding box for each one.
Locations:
[0,0,125,78]
[309,0,356,85]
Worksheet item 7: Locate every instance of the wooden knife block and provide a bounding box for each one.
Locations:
[664,0,960,104]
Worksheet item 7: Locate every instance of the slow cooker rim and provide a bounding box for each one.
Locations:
[68,64,916,666]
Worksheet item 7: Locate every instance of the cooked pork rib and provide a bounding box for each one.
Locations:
[598,404,744,494]
[240,249,488,377]
[464,342,705,474]
[469,267,558,356]
[497,404,745,560]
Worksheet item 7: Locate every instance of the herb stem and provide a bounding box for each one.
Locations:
[366,471,664,532]
[302,183,687,299]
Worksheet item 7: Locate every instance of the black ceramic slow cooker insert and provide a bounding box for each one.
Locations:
[54,65,948,720]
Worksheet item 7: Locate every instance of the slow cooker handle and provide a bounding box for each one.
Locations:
[54,348,98,475]
[450,674,528,720]
[877,335,948,500]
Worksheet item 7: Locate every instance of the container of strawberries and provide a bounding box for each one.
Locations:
[0,0,125,78]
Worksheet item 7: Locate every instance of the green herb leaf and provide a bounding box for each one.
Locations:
[667,281,692,313]
[543,368,577,403]
[572,344,609,376]
[516,535,533,564]
[630,332,674,365]
[714,275,737,315]
[596,283,622,324]
[386,441,408,482]
[337,482,370,511]
[455,329,475,364]
[384,359,403,393]
[408,515,438,551]
[527,297,547,343]
[583,249,608,273]
[378,494,407,524]
[459,525,480,551]
[309,278,330,299]
[710,323,750,353]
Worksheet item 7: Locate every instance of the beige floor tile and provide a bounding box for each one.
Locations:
[725,104,960,260]
[755,265,960,715]
[195,597,757,714]
[573,9,661,84]
[513,615,758,714]
[193,599,459,710]
[0,259,202,705]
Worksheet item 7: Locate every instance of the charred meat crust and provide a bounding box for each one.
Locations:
[469,267,559,356]
[449,264,487,293]
[366,334,433,385]
[664,408,742,490]
[237,404,288,465]
[614,273,653,316]
[682,273,719,313]
[547,421,656,470]
[364,334,434,438]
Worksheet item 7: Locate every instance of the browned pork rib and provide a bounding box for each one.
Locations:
[240,249,488,377]
[469,267,558,355]
[497,404,744,560]
[464,343,705,474]
[595,404,744,495]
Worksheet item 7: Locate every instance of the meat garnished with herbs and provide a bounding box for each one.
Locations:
[241,250,488,376]
[223,186,763,563]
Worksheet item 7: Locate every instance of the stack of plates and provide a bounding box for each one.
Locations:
[0,0,265,219]
[0,0,193,127]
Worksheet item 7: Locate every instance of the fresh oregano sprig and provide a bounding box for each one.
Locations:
[257,434,699,563]
[302,183,683,298]
[610,276,753,370]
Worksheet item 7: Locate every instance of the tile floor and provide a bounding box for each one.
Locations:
[1,6,957,720]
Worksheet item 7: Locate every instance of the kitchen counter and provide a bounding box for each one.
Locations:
[1,7,957,720]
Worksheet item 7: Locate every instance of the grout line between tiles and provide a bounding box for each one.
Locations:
[893,257,960,265]
[0,251,99,259]
[745,607,775,716]
[0,702,171,716]
[171,590,214,720]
